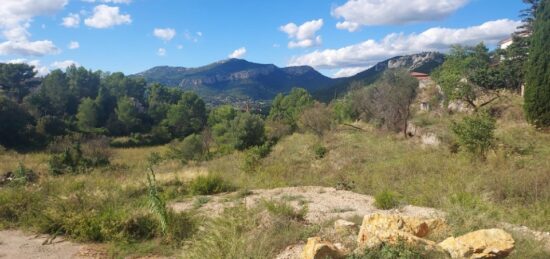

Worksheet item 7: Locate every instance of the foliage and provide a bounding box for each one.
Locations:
[241,141,272,173]
[164,92,206,138]
[374,190,401,210]
[524,0,550,127]
[230,112,266,150]
[350,241,430,259]
[146,160,168,235]
[432,43,504,110]
[189,175,234,195]
[268,88,314,131]
[347,69,418,134]
[451,112,496,159]
[0,95,36,148]
[166,134,207,164]
[298,102,333,136]
[0,63,38,102]
[115,96,144,134]
[262,200,307,221]
[312,143,327,159]
[48,140,111,175]
[77,97,99,131]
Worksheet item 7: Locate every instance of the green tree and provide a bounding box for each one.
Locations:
[524,0,550,127]
[147,83,182,124]
[268,88,314,130]
[432,43,500,111]
[0,95,35,148]
[229,112,266,151]
[115,96,143,133]
[451,112,496,159]
[208,105,238,150]
[164,92,206,138]
[39,70,71,116]
[166,134,207,164]
[66,65,100,100]
[77,98,99,131]
[0,63,38,102]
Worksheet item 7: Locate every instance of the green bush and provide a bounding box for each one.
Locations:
[350,241,433,259]
[451,112,496,159]
[6,163,38,186]
[241,142,272,173]
[166,134,207,164]
[374,190,401,210]
[189,175,234,195]
[48,141,110,175]
[312,143,328,159]
[262,200,307,221]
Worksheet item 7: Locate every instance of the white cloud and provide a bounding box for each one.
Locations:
[228,47,246,59]
[333,0,469,31]
[68,41,80,49]
[62,13,80,28]
[51,60,79,70]
[0,0,66,56]
[333,66,369,78]
[280,19,323,48]
[184,30,202,43]
[153,28,176,41]
[82,0,132,4]
[84,5,131,29]
[0,40,59,56]
[289,19,521,70]
[157,48,166,56]
[177,45,183,50]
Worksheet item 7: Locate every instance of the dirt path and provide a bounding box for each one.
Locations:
[0,230,104,259]
[171,186,445,223]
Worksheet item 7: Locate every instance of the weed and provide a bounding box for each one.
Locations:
[189,175,234,195]
[375,190,401,210]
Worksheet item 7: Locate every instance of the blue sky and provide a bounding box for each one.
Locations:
[0,0,526,77]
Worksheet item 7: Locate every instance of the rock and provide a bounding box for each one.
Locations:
[334,219,356,233]
[356,213,446,250]
[302,237,346,259]
[439,229,515,258]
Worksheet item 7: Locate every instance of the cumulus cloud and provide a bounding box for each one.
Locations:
[153,28,176,41]
[62,13,80,28]
[333,66,369,78]
[228,47,246,59]
[5,58,79,76]
[157,48,166,56]
[51,60,80,70]
[68,41,80,49]
[84,5,132,29]
[82,0,132,4]
[0,40,59,56]
[289,19,521,70]
[280,19,323,48]
[0,0,66,56]
[333,0,469,31]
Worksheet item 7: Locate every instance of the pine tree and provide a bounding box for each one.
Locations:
[524,0,550,127]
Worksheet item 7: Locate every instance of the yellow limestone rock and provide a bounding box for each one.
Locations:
[356,213,446,249]
[301,237,346,259]
[439,229,515,258]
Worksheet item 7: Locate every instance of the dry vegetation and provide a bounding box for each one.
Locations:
[0,93,549,258]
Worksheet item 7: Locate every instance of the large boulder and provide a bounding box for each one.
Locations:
[356,213,446,250]
[439,229,515,258]
[301,237,346,259]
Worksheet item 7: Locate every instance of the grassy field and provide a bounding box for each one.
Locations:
[0,94,549,258]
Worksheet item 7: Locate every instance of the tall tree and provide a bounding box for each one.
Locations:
[115,96,143,133]
[77,98,99,131]
[0,63,38,102]
[164,92,206,138]
[524,0,550,127]
[268,88,314,130]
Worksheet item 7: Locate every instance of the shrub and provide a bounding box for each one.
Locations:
[312,143,328,159]
[121,214,158,241]
[262,200,307,221]
[451,112,496,159]
[48,140,110,175]
[298,102,333,136]
[374,190,400,210]
[241,142,272,173]
[166,134,207,164]
[189,175,234,195]
[6,163,38,186]
[350,241,430,259]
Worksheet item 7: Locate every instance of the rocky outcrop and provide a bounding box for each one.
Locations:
[334,219,356,234]
[356,213,446,250]
[301,237,346,259]
[439,229,515,258]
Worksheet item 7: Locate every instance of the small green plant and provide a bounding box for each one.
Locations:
[7,163,37,186]
[189,175,234,195]
[48,141,110,175]
[262,200,307,221]
[451,112,496,159]
[312,143,328,159]
[374,190,400,210]
[241,142,272,173]
[349,241,426,259]
[146,153,168,236]
[193,196,210,209]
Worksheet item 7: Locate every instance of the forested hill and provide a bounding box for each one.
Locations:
[134,53,445,103]
[134,59,337,103]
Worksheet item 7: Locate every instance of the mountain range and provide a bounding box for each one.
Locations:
[134,52,445,104]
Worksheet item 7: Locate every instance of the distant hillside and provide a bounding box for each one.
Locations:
[134,53,444,104]
[134,59,336,103]
[314,52,445,101]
